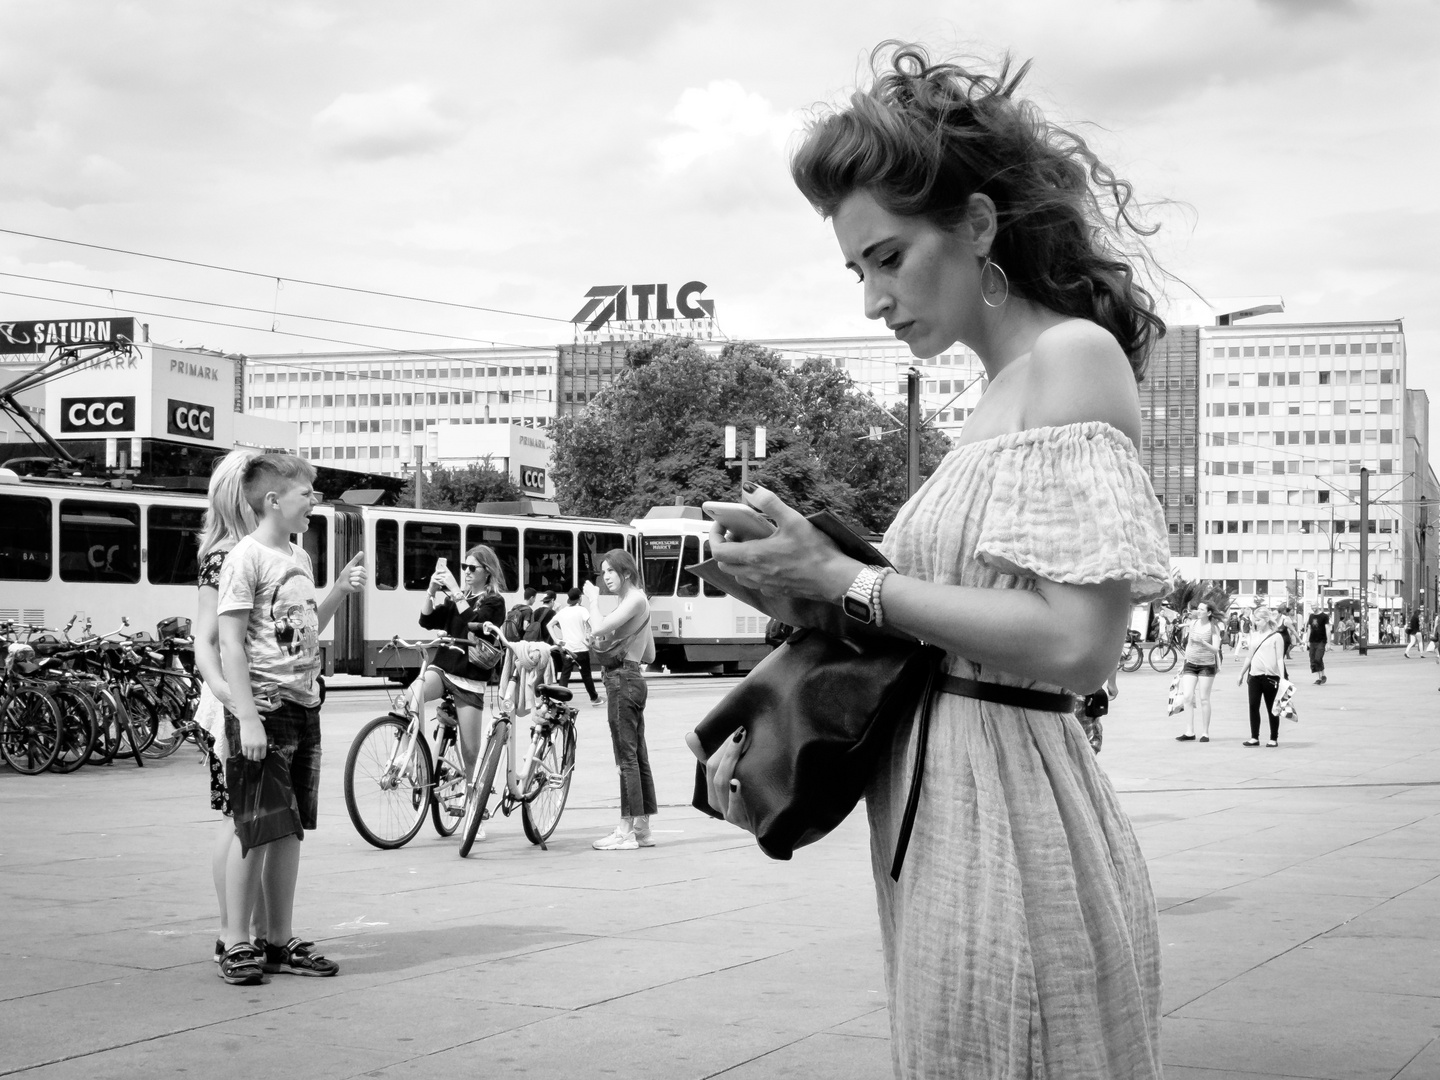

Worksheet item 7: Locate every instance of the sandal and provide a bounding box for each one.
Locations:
[219,942,265,985]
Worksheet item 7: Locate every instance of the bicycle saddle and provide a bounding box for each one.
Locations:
[536,683,573,702]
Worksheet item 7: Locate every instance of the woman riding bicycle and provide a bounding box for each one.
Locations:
[415,545,507,780]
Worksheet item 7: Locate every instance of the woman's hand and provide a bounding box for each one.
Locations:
[685,728,752,830]
[429,568,460,595]
[709,485,857,603]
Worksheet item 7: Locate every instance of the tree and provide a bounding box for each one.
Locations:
[549,336,951,532]
[398,459,522,511]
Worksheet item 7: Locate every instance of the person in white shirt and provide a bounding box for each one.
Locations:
[1239,608,1286,747]
[548,588,601,706]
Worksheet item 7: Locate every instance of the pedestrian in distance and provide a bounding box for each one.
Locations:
[587,549,657,851]
[548,587,602,706]
[1174,601,1224,742]
[192,448,269,971]
[699,42,1172,1078]
[1404,608,1423,657]
[1307,606,1330,684]
[214,453,365,986]
[1238,608,1286,747]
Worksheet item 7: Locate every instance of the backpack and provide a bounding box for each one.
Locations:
[503,604,531,642]
[523,608,554,643]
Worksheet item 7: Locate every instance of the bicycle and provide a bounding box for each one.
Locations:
[343,636,470,850]
[1148,639,1180,673]
[1118,629,1144,673]
[458,635,578,858]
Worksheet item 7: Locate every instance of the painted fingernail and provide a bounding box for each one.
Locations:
[732,728,745,743]
[729,779,740,793]
[741,481,757,493]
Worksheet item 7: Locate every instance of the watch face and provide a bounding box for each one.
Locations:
[843,594,872,622]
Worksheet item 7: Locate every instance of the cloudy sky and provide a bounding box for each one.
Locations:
[1,1,1435,429]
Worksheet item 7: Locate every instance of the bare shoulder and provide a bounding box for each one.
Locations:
[1024,320,1142,444]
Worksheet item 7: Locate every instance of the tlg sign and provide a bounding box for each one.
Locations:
[570,282,714,332]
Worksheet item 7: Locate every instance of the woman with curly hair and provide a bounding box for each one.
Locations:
[699,43,1170,1077]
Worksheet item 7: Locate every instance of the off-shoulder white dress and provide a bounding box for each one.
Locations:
[869,422,1172,1079]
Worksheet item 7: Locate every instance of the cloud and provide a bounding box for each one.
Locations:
[312,84,461,160]
[653,80,799,176]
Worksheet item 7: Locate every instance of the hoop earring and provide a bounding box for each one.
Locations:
[980,256,1010,308]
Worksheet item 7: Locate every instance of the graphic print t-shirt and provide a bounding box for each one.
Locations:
[216,535,321,711]
[1307,612,1330,643]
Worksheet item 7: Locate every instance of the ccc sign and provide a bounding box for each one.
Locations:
[519,466,546,494]
[166,398,215,441]
[59,396,135,434]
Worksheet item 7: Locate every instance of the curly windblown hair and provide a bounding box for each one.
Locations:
[791,42,1166,379]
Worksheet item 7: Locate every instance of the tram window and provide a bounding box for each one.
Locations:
[374,519,399,590]
[466,525,519,592]
[523,528,572,593]
[701,540,724,597]
[147,506,205,585]
[301,520,328,587]
[641,535,681,596]
[0,494,51,581]
[677,535,701,597]
[404,521,460,590]
[578,530,626,590]
[60,500,140,583]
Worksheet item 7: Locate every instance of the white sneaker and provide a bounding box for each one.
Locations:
[633,828,656,848]
[592,827,638,851]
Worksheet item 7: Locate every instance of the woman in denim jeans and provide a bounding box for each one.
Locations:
[587,549,657,851]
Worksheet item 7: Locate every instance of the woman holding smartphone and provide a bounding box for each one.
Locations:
[697,43,1171,1077]
[416,546,507,823]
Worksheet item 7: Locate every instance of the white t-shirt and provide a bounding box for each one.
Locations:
[215,535,321,711]
[550,604,591,652]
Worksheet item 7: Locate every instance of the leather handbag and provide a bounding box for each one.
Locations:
[687,508,943,873]
[690,629,943,867]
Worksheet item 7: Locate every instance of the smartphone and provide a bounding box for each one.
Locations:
[435,557,448,572]
[703,501,776,542]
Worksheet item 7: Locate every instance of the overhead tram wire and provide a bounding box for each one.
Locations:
[0,226,574,325]
[0,269,554,352]
[0,285,555,406]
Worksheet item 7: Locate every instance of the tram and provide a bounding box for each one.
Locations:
[630,506,770,673]
[0,468,637,680]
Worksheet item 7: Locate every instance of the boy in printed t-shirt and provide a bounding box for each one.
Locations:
[215,454,365,986]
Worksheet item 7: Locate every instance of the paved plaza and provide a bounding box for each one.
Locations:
[3,648,1439,1079]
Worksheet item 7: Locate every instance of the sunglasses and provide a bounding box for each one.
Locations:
[462,563,484,573]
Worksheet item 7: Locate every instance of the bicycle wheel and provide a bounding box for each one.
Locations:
[113,687,156,764]
[1119,644,1143,673]
[522,721,576,845]
[459,721,505,858]
[85,686,126,766]
[48,685,100,773]
[1,687,63,774]
[141,683,190,760]
[344,716,433,849]
[1149,643,1179,673]
[430,727,467,837]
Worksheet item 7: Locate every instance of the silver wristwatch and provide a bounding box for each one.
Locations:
[843,565,886,625]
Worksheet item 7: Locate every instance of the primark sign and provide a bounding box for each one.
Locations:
[0,316,137,354]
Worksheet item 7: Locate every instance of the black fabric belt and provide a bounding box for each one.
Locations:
[892,669,1078,880]
[937,674,1075,714]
